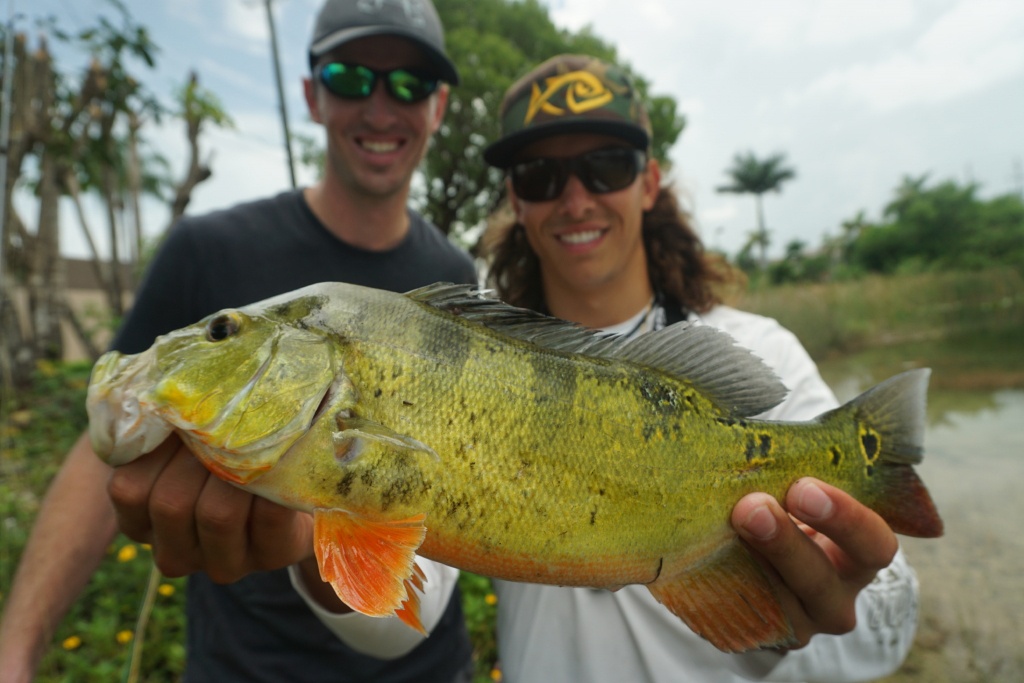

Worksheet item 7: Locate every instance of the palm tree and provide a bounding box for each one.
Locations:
[717,151,797,270]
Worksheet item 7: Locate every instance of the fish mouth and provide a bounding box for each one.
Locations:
[87,350,172,465]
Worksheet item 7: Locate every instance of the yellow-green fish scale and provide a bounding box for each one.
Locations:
[251,291,884,587]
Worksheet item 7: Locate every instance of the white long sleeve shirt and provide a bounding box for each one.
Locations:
[493,305,919,683]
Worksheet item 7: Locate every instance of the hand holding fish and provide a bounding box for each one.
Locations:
[107,433,332,600]
[733,478,899,648]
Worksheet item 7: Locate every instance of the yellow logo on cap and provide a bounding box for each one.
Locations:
[524,70,613,125]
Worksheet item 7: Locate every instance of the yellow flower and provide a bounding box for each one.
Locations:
[36,360,58,377]
[62,636,82,650]
[117,545,138,562]
[9,409,32,428]
[485,593,498,606]
[141,543,152,551]
[158,584,176,597]
[116,630,134,645]
[490,667,503,681]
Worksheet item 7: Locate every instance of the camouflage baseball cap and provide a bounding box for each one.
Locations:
[483,54,651,168]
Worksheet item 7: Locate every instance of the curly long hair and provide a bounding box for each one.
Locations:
[481,186,740,314]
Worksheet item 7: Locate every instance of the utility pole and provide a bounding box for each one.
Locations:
[263,0,297,188]
[0,1,16,395]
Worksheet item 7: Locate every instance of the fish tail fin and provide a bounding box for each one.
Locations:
[841,368,943,537]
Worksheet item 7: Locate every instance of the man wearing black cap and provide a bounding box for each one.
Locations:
[0,2,476,682]
[481,55,920,682]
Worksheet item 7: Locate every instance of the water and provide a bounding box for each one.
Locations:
[818,353,1024,682]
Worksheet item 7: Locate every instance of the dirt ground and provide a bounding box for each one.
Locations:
[871,391,1024,683]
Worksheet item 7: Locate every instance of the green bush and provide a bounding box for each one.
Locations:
[0,361,188,682]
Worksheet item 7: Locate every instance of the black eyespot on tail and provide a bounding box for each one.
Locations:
[862,432,880,460]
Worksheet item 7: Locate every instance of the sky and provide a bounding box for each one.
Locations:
[12,0,1024,260]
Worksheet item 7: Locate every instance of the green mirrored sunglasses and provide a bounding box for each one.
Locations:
[317,62,439,104]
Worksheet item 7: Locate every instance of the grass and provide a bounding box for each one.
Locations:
[737,267,1024,360]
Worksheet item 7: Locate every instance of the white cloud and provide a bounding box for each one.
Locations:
[194,55,279,101]
[699,204,739,227]
[803,0,917,46]
[625,0,916,51]
[223,1,270,44]
[787,0,1024,111]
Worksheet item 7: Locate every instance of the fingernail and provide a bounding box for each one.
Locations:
[797,481,833,520]
[742,504,778,541]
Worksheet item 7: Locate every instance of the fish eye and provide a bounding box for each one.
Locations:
[206,314,240,342]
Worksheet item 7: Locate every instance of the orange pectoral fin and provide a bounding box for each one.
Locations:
[647,541,796,653]
[312,508,429,634]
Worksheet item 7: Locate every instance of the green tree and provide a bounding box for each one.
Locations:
[847,175,1024,274]
[970,193,1024,266]
[716,151,797,271]
[1,1,230,385]
[422,0,685,245]
[883,174,981,267]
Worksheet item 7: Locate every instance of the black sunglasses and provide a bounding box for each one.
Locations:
[317,62,440,104]
[510,147,648,202]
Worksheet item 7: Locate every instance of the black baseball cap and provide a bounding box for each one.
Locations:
[484,54,651,168]
[308,0,460,85]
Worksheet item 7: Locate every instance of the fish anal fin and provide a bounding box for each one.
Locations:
[648,541,796,652]
[313,508,429,634]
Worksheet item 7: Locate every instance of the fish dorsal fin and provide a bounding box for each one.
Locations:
[611,322,789,417]
[406,283,787,416]
[406,283,629,356]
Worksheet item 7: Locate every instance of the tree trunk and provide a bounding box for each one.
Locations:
[755,193,768,271]
[61,167,111,290]
[27,152,64,360]
[98,101,126,318]
[170,73,212,228]
[1,33,37,385]
[126,110,143,288]
[60,294,101,361]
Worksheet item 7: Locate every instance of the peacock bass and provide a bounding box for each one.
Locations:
[86,282,943,652]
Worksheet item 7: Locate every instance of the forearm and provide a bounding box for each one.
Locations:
[0,433,120,683]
